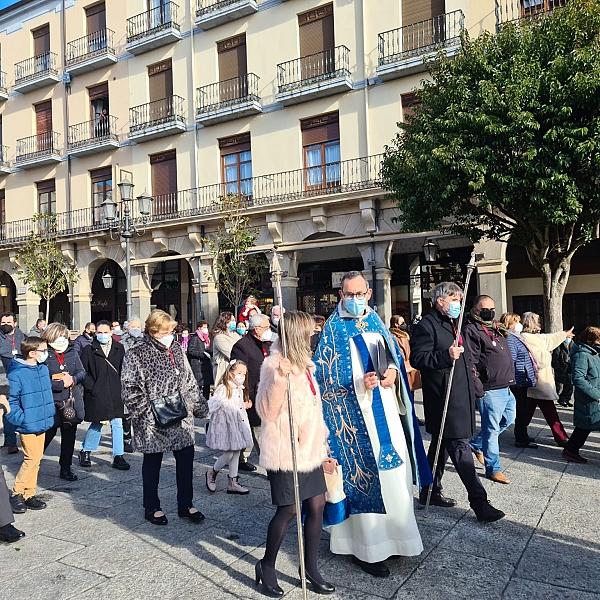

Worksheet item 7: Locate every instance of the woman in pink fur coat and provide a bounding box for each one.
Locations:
[254,311,336,597]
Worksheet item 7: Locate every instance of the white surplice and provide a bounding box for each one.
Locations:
[328,331,423,562]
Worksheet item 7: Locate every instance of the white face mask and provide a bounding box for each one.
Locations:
[50,337,69,353]
[271,317,280,327]
[234,374,246,386]
[157,334,174,348]
[260,329,273,342]
[36,350,48,364]
[513,323,523,334]
[129,327,142,338]
[201,328,208,334]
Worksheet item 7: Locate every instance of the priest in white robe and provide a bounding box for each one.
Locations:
[314,271,432,578]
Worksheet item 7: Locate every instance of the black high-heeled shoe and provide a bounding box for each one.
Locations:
[255,560,283,598]
[301,568,336,594]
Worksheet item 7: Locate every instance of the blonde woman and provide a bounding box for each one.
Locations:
[121,310,208,525]
[254,311,335,597]
[521,312,574,447]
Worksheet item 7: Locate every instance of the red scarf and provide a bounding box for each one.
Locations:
[197,328,210,348]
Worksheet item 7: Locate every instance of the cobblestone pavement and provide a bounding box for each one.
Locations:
[1,393,598,599]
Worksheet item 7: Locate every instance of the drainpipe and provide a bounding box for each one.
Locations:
[370,200,381,309]
[360,0,371,158]
[190,0,199,194]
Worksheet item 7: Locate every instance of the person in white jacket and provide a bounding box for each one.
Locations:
[520,312,574,446]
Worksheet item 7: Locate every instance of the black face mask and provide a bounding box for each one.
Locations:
[0,324,13,334]
[399,323,408,331]
[479,309,495,322]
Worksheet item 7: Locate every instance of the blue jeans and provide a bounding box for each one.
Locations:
[2,415,17,446]
[470,388,516,477]
[82,419,124,457]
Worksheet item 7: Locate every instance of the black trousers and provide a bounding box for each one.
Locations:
[558,381,574,404]
[44,424,78,469]
[0,452,14,527]
[427,436,487,505]
[142,444,194,511]
[565,427,591,454]
[512,386,530,443]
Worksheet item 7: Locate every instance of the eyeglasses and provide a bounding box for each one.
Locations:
[342,291,368,300]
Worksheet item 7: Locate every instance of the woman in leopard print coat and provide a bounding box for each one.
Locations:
[121,310,208,526]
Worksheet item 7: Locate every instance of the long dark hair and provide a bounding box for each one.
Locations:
[210,311,234,340]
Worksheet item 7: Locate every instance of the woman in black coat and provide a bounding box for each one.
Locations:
[78,321,129,470]
[186,321,213,400]
[42,323,85,481]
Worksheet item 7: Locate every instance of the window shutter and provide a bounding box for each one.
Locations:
[33,25,50,56]
[90,166,112,183]
[88,82,109,101]
[35,101,52,134]
[36,178,56,193]
[0,189,5,226]
[218,133,251,156]
[301,112,339,146]
[217,34,247,81]
[86,2,106,34]
[401,93,420,122]
[299,4,334,57]
[402,0,445,26]
[148,59,173,102]
[151,150,177,214]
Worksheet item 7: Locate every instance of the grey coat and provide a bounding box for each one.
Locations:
[121,335,208,453]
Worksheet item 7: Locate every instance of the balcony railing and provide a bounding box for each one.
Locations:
[496,0,567,27]
[197,73,260,114]
[127,2,180,42]
[66,29,115,65]
[196,0,245,17]
[16,132,60,162]
[278,46,350,94]
[14,52,59,85]
[68,116,118,149]
[378,10,464,67]
[0,154,382,245]
[130,95,185,132]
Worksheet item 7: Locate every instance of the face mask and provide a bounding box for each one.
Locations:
[399,323,408,331]
[228,322,237,332]
[345,298,367,316]
[182,333,189,339]
[479,309,495,322]
[158,334,174,348]
[446,301,461,319]
[0,324,13,334]
[271,317,280,327]
[50,337,69,353]
[234,374,246,386]
[201,328,209,335]
[96,333,111,345]
[36,350,48,364]
[260,329,273,342]
[513,323,523,334]
[86,331,95,338]
[237,328,246,336]
[564,338,571,345]
[129,327,142,338]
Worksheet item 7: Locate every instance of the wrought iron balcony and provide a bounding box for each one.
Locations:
[126,2,182,55]
[276,46,352,106]
[0,145,10,173]
[15,132,61,168]
[377,10,464,80]
[195,0,258,30]
[0,72,8,101]
[495,0,567,28]
[68,116,119,156]
[196,73,261,125]
[66,29,117,75]
[0,154,383,245]
[129,95,186,141]
[14,52,61,93]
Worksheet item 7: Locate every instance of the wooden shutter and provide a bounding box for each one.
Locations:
[301,112,339,146]
[0,189,5,227]
[90,166,112,183]
[86,2,106,34]
[33,25,50,56]
[36,178,55,193]
[218,34,247,81]
[218,133,251,156]
[88,82,108,101]
[0,115,3,147]
[299,4,334,58]
[401,93,420,122]
[148,59,173,102]
[35,101,52,134]
[151,150,177,214]
[402,0,445,26]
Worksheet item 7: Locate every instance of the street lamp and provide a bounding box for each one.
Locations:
[101,265,114,289]
[101,175,153,320]
[422,238,440,263]
[0,284,8,297]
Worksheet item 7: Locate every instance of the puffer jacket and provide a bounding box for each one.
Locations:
[570,342,600,432]
[6,358,55,434]
[256,349,329,473]
[506,333,536,388]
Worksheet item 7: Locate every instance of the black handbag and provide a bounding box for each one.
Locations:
[58,390,79,426]
[150,391,188,427]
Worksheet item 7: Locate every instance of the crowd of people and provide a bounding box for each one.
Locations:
[0,276,598,598]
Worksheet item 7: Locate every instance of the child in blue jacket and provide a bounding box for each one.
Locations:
[6,336,55,513]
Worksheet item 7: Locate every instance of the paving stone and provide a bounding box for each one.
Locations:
[503,577,600,600]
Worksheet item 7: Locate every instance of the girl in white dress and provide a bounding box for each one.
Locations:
[205,360,253,495]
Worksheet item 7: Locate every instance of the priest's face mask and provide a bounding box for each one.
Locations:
[339,275,372,316]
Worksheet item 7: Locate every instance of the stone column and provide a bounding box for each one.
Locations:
[474,240,508,314]
[16,291,41,332]
[357,241,394,323]
[200,256,220,326]
[131,266,153,320]
[71,293,93,331]
[270,252,298,311]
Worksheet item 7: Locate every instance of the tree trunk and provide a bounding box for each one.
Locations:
[45,295,50,323]
[538,260,570,333]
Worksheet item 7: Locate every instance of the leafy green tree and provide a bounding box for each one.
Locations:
[204,196,265,313]
[15,214,80,323]
[381,0,600,331]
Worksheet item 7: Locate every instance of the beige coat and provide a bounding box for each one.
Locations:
[256,351,329,473]
[211,331,241,384]
[522,330,566,401]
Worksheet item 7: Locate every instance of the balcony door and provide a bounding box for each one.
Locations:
[298,4,334,81]
[37,179,56,216]
[148,0,171,29]
[86,2,107,52]
[148,58,173,123]
[151,150,177,215]
[217,34,247,104]
[402,0,446,51]
[35,100,52,153]
[91,166,112,224]
[89,82,109,139]
[32,25,50,72]
[302,112,340,190]
[219,133,252,199]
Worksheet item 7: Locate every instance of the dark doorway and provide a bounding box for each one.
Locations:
[91,260,126,324]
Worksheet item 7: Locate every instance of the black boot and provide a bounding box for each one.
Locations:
[472,500,505,523]
[9,493,26,514]
[60,468,78,481]
[0,523,25,543]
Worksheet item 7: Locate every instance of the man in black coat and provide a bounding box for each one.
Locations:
[187,321,213,401]
[78,320,129,471]
[410,282,504,523]
[230,313,272,472]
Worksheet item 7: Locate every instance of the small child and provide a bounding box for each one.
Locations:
[205,359,253,495]
[6,336,56,513]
